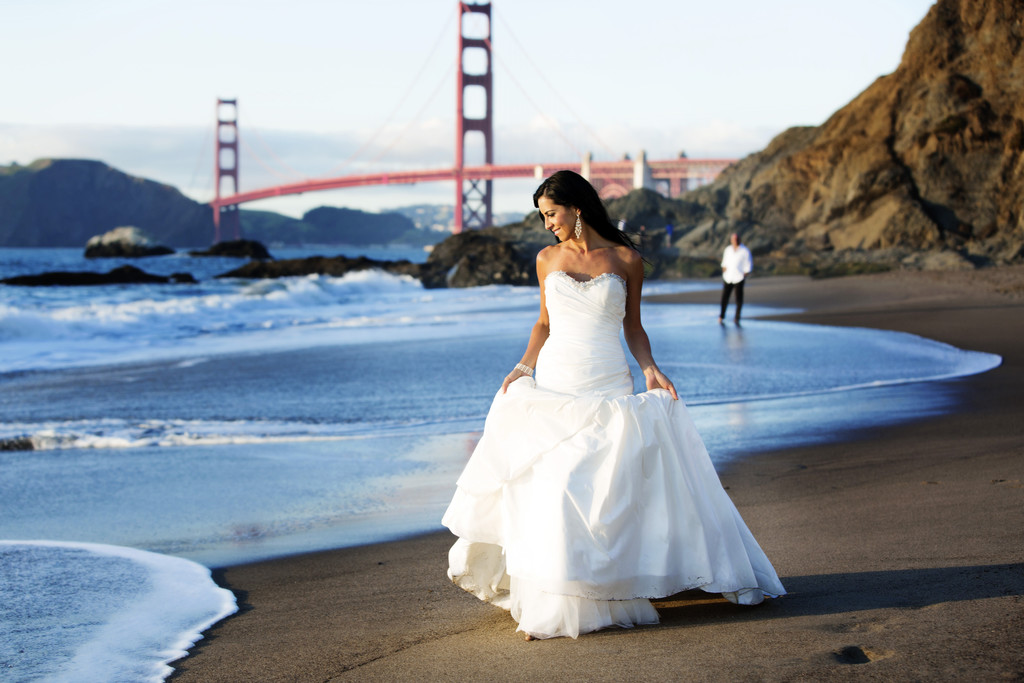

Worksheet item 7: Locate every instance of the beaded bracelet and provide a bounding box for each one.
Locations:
[514,363,534,377]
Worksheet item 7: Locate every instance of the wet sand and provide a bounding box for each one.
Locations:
[170,266,1024,682]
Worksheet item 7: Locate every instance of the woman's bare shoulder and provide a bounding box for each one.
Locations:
[615,245,643,269]
[537,243,563,265]
[617,244,641,260]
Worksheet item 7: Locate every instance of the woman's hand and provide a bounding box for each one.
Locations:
[643,365,679,400]
[501,367,530,393]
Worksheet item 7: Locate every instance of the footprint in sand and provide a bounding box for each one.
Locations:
[833,645,893,664]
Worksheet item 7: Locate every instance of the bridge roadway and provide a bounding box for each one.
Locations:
[210,157,735,210]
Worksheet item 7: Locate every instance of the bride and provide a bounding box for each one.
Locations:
[442,170,785,640]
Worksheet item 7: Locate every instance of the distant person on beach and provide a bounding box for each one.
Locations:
[719,232,752,324]
[442,170,784,641]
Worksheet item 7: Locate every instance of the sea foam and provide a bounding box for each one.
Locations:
[0,541,237,682]
[0,269,538,373]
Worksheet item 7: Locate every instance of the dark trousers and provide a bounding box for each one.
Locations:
[720,280,745,320]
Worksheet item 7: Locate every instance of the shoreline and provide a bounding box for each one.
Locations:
[170,267,1024,681]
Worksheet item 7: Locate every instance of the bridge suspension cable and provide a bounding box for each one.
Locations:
[240,122,307,181]
[240,135,303,182]
[187,122,213,202]
[316,4,459,178]
[491,7,619,160]
[484,36,584,160]
[364,61,456,167]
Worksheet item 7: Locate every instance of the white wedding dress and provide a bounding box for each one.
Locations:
[442,270,785,639]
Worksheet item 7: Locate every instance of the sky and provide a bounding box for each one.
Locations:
[1,0,936,219]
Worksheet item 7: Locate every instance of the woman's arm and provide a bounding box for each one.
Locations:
[621,251,679,400]
[501,248,554,393]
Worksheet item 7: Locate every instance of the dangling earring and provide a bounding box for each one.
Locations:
[574,214,582,240]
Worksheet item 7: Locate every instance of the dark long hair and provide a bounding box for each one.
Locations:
[532,170,638,251]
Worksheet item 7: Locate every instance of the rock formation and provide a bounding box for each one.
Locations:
[189,239,273,260]
[0,436,34,452]
[216,254,423,282]
[674,0,1023,272]
[84,226,175,258]
[1,265,194,286]
[418,221,553,288]
[213,221,554,289]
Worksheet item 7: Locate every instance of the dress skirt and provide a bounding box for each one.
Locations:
[441,377,785,640]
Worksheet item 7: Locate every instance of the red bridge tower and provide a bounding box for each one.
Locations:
[214,98,241,242]
[454,2,493,233]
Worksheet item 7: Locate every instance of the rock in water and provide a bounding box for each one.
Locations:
[216,254,420,281]
[420,231,537,288]
[0,436,34,451]
[189,240,273,260]
[1,265,177,286]
[84,226,175,258]
[418,222,553,288]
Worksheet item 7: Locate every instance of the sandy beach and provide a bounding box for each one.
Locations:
[169,267,1024,682]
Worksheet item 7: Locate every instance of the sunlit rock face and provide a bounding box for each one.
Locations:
[674,0,1024,272]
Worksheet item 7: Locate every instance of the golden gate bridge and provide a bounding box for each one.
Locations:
[209,2,735,243]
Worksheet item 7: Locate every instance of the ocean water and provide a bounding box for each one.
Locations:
[0,245,1002,681]
[0,541,236,683]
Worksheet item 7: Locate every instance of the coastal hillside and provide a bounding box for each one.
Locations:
[303,207,418,245]
[0,159,455,249]
[0,159,214,247]
[675,0,1023,271]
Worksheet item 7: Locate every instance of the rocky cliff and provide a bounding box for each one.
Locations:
[0,159,214,247]
[675,0,1024,272]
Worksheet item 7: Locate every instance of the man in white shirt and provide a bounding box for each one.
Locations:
[719,232,752,324]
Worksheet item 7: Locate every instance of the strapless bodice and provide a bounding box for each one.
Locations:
[535,271,633,397]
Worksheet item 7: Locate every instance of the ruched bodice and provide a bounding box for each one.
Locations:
[544,271,626,340]
[536,271,633,397]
